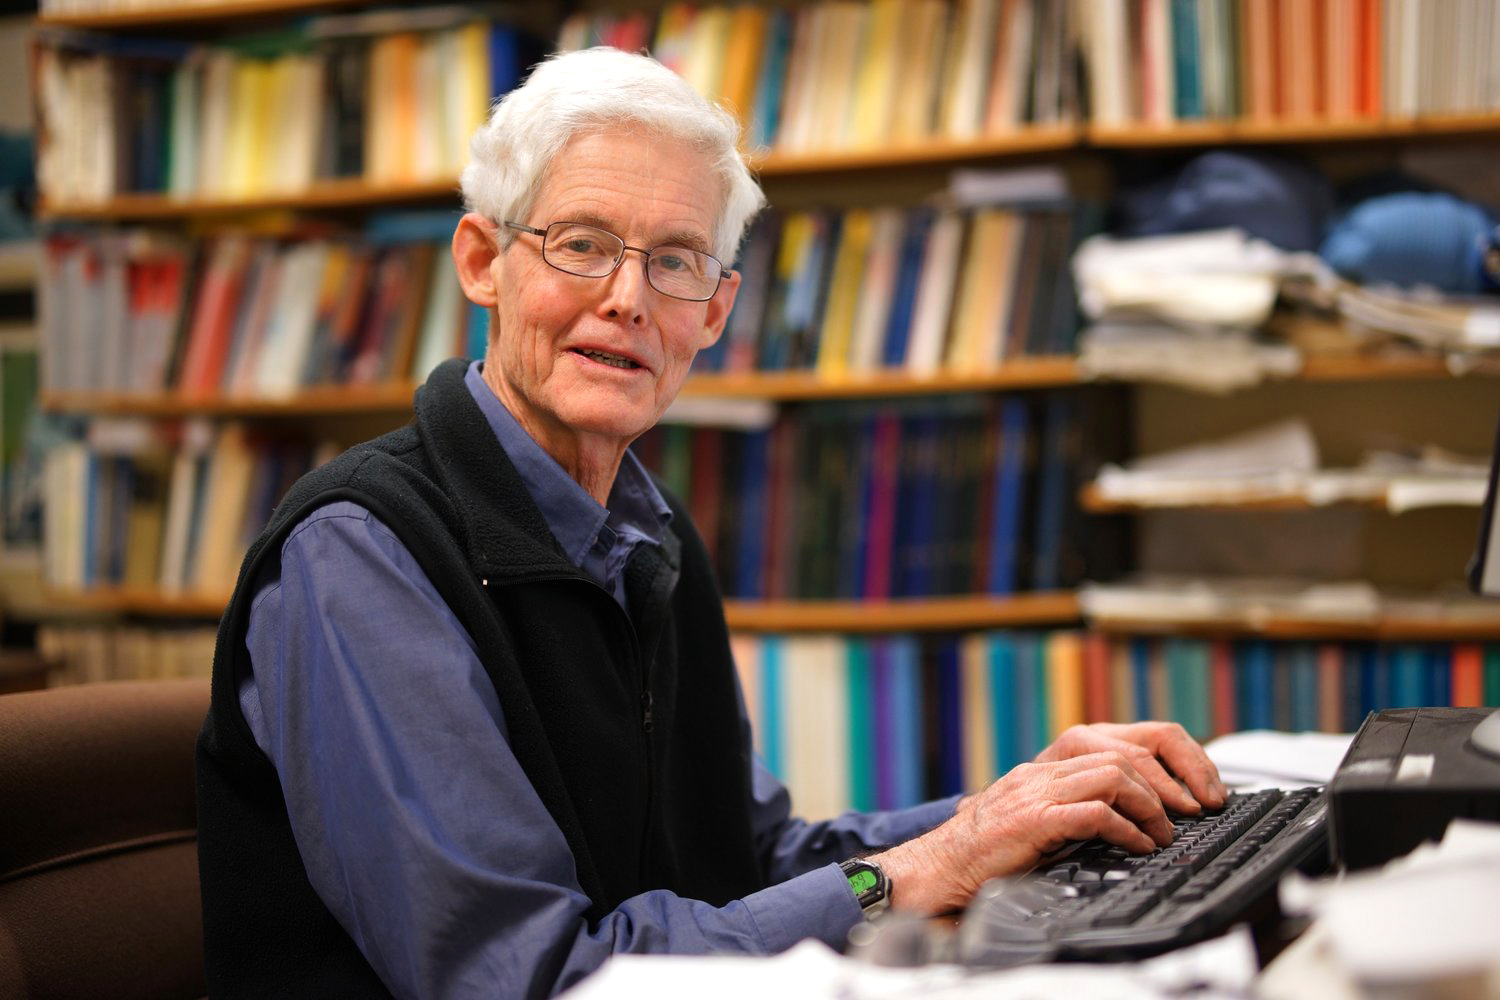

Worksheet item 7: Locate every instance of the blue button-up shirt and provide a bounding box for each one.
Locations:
[237,361,958,999]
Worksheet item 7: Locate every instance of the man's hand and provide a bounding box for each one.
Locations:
[1034,722,1227,815]
[871,750,1175,916]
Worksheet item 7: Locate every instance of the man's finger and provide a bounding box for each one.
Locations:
[1051,763,1173,847]
[1125,722,1228,809]
[1110,739,1204,814]
[1044,799,1159,855]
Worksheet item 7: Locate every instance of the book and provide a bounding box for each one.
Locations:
[814,210,874,378]
[903,211,965,375]
[718,5,769,126]
[889,0,951,141]
[961,633,996,789]
[984,396,1032,595]
[1046,631,1085,737]
[759,637,785,779]
[411,249,465,381]
[189,423,257,590]
[177,237,253,396]
[941,0,1001,137]
[985,0,1037,131]
[845,639,876,812]
[1391,643,1425,709]
[988,632,1022,772]
[784,636,850,820]
[255,241,334,397]
[846,209,905,373]
[1239,640,1274,730]
[881,207,934,369]
[1453,644,1485,707]
[888,637,925,808]
[1211,639,1237,736]
[220,245,284,395]
[1290,643,1319,733]
[930,641,966,797]
[157,425,210,593]
[848,0,902,147]
[1171,0,1205,119]
[1083,631,1113,723]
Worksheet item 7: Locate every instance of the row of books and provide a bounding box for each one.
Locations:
[38,622,218,687]
[1084,0,1500,126]
[559,0,1076,151]
[38,220,484,397]
[696,199,1098,377]
[634,390,1128,601]
[560,0,1500,153]
[41,419,337,595]
[733,629,1500,820]
[36,12,526,204]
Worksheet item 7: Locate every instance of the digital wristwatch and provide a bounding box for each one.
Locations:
[839,857,892,918]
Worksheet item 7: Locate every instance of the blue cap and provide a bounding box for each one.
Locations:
[1117,151,1336,252]
[1319,192,1498,294]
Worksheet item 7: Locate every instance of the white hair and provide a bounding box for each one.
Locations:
[460,47,766,264]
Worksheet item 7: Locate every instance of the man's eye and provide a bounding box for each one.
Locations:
[564,239,598,254]
[655,253,689,272]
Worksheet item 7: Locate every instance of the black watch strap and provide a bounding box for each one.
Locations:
[839,857,892,917]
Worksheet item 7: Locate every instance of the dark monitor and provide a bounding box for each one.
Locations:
[1472,405,1500,597]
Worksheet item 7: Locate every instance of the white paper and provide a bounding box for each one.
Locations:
[561,930,1258,1000]
[1205,729,1353,787]
[1278,821,1500,984]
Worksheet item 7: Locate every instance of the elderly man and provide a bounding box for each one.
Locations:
[196,47,1226,1000]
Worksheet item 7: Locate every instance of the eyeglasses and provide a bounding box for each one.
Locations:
[503,220,726,302]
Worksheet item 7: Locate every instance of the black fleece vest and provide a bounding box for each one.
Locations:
[195,359,765,998]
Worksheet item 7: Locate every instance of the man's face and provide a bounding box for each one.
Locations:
[482,129,738,466]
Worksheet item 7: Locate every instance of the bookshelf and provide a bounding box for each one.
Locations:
[26,0,1500,773]
[37,179,462,222]
[38,0,373,30]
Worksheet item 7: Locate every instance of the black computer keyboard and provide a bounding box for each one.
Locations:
[957,785,1328,967]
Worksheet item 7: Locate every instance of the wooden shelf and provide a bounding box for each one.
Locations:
[683,359,1082,400]
[43,587,229,617]
[1091,614,1500,642]
[723,591,1081,633]
[41,352,1500,417]
[38,584,1500,639]
[42,587,1083,629]
[40,382,417,417]
[36,113,1500,221]
[1297,354,1500,381]
[1088,113,1500,147]
[38,0,369,29]
[752,126,1083,175]
[38,179,459,222]
[1078,484,1374,515]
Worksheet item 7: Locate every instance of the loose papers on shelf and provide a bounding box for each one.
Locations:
[1077,322,1303,393]
[1072,228,1331,330]
[1080,576,1500,631]
[1338,283,1500,356]
[1090,418,1491,512]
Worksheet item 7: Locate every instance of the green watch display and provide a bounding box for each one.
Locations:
[839,858,892,917]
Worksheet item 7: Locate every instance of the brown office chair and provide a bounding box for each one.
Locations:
[0,679,210,1000]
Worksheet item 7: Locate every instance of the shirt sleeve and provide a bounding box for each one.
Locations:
[240,501,864,1000]
[747,755,959,884]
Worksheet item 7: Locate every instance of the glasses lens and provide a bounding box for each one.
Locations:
[648,248,721,301]
[543,224,622,277]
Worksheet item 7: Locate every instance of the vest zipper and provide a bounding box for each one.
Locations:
[481,573,657,890]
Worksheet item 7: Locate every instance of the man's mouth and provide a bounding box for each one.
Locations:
[574,348,641,370]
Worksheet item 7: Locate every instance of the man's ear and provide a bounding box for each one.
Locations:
[452,213,500,308]
[700,268,740,349]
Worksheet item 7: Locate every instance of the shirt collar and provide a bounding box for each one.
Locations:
[463,360,670,568]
